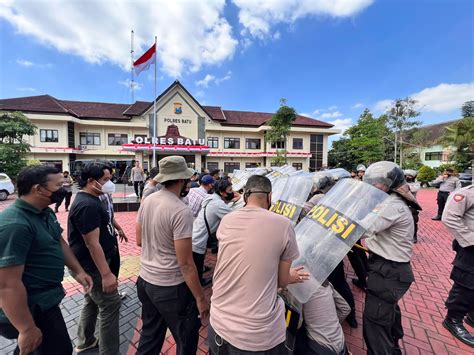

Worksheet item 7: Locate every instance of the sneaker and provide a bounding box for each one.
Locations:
[431,215,441,221]
[75,338,99,353]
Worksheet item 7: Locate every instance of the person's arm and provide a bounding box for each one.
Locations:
[113,218,128,243]
[136,222,142,247]
[442,192,474,246]
[277,260,292,288]
[278,224,305,288]
[455,179,462,190]
[130,168,135,183]
[60,238,93,293]
[0,265,42,354]
[175,238,209,320]
[83,229,117,293]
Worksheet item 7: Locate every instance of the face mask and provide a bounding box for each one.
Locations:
[101,180,116,194]
[208,188,215,194]
[180,180,190,198]
[45,187,68,204]
[224,192,234,201]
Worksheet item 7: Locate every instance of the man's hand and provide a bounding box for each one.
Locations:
[118,229,128,243]
[18,326,42,355]
[73,271,93,294]
[101,272,118,294]
[196,297,210,324]
[289,266,310,284]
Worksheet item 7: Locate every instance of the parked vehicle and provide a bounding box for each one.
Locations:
[0,173,15,201]
[70,159,134,183]
[459,172,472,187]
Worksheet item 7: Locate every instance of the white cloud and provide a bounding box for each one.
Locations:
[1,1,237,77]
[329,118,353,136]
[328,105,338,111]
[196,74,216,88]
[233,0,373,39]
[352,102,364,109]
[196,71,232,87]
[17,87,37,92]
[16,59,52,68]
[412,83,474,113]
[374,82,474,114]
[312,109,322,115]
[118,79,142,91]
[320,111,343,119]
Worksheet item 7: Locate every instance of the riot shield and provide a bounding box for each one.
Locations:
[325,168,351,181]
[288,178,389,303]
[231,168,268,192]
[269,175,313,225]
[266,165,296,185]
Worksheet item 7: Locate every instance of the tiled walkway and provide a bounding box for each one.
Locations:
[0,189,473,354]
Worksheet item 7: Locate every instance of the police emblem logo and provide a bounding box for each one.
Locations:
[453,194,464,202]
[174,102,183,114]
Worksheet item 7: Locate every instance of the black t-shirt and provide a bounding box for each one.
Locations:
[68,192,117,272]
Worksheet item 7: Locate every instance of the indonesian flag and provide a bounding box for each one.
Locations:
[133,43,156,76]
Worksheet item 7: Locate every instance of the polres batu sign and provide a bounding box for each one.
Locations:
[130,136,206,146]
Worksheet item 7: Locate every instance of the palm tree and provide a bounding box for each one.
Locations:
[440,117,474,170]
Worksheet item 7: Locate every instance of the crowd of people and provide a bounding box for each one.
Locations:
[0,157,471,355]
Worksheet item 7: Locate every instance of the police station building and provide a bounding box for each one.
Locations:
[0,81,339,175]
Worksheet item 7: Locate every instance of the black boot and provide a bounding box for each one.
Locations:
[443,318,474,347]
[413,235,418,244]
[431,215,441,220]
[466,314,474,328]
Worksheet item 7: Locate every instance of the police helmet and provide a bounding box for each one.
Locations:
[404,169,417,178]
[312,172,336,193]
[363,161,405,191]
[356,164,366,172]
[326,168,351,181]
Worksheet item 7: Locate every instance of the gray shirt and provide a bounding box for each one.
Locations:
[62,176,73,193]
[434,175,462,192]
[131,167,145,182]
[142,181,162,200]
[407,181,421,198]
[442,185,474,247]
[364,193,414,262]
[192,194,232,254]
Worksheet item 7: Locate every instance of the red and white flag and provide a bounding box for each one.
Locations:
[133,43,156,76]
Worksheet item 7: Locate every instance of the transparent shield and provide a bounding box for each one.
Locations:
[288,178,389,302]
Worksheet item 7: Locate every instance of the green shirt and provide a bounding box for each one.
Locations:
[0,199,65,324]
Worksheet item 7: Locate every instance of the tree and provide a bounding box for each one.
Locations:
[417,165,437,185]
[439,116,474,171]
[328,137,358,169]
[386,97,421,168]
[0,111,37,179]
[266,98,297,166]
[461,100,474,118]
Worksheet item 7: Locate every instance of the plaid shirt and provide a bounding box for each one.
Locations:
[187,186,209,217]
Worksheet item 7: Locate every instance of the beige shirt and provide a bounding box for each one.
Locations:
[302,194,325,215]
[210,207,299,351]
[303,283,346,353]
[138,189,193,286]
[434,175,462,192]
[364,193,414,262]
[442,185,474,247]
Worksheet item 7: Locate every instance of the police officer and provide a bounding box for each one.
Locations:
[441,185,474,347]
[356,164,366,181]
[362,161,421,355]
[405,169,421,243]
[432,168,461,220]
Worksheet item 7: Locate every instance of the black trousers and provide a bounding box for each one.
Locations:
[193,251,205,281]
[55,191,72,210]
[0,305,72,355]
[327,261,355,315]
[363,254,414,355]
[411,208,419,241]
[136,277,200,355]
[134,181,144,197]
[208,323,287,354]
[347,240,368,286]
[437,191,450,216]
[294,325,348,355]
[446,265,474,320]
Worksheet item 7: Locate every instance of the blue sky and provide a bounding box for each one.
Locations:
[0,0,473,139]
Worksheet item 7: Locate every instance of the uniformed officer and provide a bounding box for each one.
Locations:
[356,164,366,181]
[432,168,461,220]
[441,185,474,347]
[362,161,421,355]
[405,169,421,243]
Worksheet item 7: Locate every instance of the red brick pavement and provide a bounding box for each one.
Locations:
[1,189,473,354]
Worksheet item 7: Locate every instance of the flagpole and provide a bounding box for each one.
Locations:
[130,30,134,104]
[152,36,157,168]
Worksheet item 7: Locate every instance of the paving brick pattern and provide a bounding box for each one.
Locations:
[0,189,473,354]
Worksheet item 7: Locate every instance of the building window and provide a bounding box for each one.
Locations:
[40,129,58,142]
[246,138,261,150]
[207,162,219,171]
[246,163,259,169]
[309,134,323,172]
[108,133,128,146]
[224,137,240,149]
[293,138,303,150]
[293,163,303,170]
[425,151,443,161]
[40,160,63,171]
[207,137,219,149]
[270,161,281,167]
[224,162,240,173]
[80,132,101,145]
[271,140,285,149]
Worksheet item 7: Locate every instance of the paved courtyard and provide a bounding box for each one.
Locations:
[0,188,473,354]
